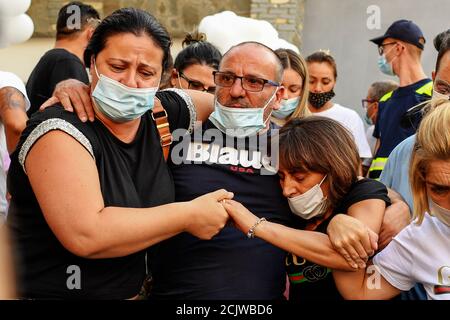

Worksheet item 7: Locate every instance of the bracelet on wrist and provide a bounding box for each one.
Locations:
[247,217,267,239]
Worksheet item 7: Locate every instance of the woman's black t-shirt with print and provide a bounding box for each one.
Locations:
[7,90,192,299]
[286,178,391,301]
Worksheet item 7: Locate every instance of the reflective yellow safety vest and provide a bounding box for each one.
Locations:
[368,81,433,180]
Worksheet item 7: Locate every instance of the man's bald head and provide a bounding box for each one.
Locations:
[221,42,284,83]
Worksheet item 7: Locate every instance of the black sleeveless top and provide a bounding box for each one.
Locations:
[7,89,193,299]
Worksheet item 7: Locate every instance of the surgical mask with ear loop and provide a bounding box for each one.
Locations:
[287,175,329,220]
[209,88,278,138]
[91,59,160,122]
[177,73,184,89]
[272,96,300,119]
[428,197,450,227]
[432,86,450,101]
[377,46,398,76]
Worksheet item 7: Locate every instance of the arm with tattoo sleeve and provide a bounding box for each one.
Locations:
[0,87,28,153]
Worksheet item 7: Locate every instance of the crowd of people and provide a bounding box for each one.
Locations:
[0,2,449,300]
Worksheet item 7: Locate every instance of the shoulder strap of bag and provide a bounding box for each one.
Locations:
[151,102,172,161]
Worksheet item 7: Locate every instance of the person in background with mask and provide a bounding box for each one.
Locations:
[361,80,399,176]
[333,102,450,300]
[169,31,221,94]
[380,34,450,214]
[368,19,432,180]
[223,116,390,300]
[7,8,232,299]
[375,34,450,301]
[306,51,371,162]
[271,48,310,127]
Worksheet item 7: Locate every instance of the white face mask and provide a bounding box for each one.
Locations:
[209,89,277,138]
[429,197,450,227]
[287,175,329,220]
[432,87,450,101]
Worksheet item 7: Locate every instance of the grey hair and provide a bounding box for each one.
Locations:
[368,81,399,101]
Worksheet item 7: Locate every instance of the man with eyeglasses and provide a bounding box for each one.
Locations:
[26,1,100,117]
[368,19,432,180]
[148,41,294,299]
[375,32,450,301]
[361,81,398,176]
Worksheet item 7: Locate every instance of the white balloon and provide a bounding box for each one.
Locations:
[2,14,34,44]
[198,11,299,54]
[0,0,31,17]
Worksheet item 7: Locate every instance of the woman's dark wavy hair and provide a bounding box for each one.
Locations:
[83,8,172,73]
[279,116,361,208]
[174,30,222,72]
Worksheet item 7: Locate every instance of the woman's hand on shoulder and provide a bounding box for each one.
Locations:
[40,79,94,122]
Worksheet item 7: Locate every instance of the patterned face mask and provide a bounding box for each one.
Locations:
[308,90,335,109]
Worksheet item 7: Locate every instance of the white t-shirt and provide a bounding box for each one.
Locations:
[0,71,30,218]
[373,213,450,300]
[313,104,372,158]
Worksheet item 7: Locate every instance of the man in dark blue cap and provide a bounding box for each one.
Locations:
[368,19,433,301]
[368,19,432,180]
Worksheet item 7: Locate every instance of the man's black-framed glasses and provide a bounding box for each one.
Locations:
[378,42,397,55]
[178,72,216,94]
[213,71,280,92]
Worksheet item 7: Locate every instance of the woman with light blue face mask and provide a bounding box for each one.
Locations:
[223,116,391,301]
[271,49,310,127]
[6,8,234,300]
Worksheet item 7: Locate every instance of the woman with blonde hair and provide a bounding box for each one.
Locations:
[332,100,450,300]
[272,49,310,126]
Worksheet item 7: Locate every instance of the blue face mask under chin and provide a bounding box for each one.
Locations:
[209,89,278,138]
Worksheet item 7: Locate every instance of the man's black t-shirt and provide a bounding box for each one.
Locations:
[149,121,293,300]
[7,90,191,299]
[286,178,391,301]
[26,48,89,116]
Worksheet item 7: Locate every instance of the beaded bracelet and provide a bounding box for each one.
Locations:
[246,217,267,239]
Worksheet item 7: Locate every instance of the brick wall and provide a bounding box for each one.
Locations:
[28,0,303,45]
[28,0,250,38]
[250,0,305,47]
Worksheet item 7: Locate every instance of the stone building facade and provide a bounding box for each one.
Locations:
[28,0,304,46]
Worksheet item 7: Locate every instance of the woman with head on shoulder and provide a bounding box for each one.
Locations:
[224,115,390,300]
[272,48,310,127]
[6,8,232,300]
